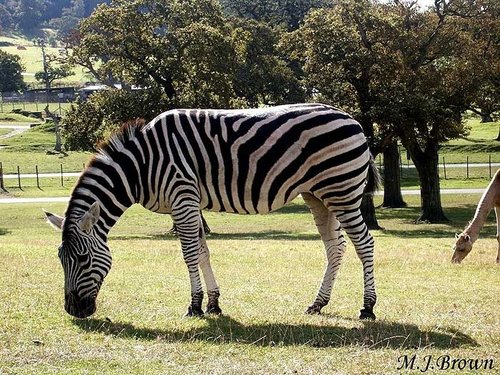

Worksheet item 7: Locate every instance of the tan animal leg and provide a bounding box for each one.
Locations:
[495,207,500,264]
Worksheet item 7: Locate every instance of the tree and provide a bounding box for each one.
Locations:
[0,50,26,92]
[285,0,393,228]
[68,0,236,109]
[459,0,500,126]
[0,4,13,32]
[288,0,484,223]
[50,0,86,41]
[382,141,406,208]
[35,58,75,89]
[10,0,48,32]
[231,18,304,107]
[375,0,473,222]
[221,0,329,30]
[62,88,167,150]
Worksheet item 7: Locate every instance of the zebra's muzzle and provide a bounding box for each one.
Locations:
[65,291,96,318]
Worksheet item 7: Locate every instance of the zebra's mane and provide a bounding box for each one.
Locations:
[93,118,146,163]
[67,119,147,218]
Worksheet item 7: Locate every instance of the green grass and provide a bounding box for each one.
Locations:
[0,112,41,123]
[0,195,498,374]
[0,122,91,179]
[440,119,500,163]
[0,35,89,85]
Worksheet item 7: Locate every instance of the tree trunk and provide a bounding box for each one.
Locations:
[409,143,448,222]
[361,194,381,230]
[54,122,62,152]
[496,125,500,141]
[0,162,5,192]
[382,141,406,208]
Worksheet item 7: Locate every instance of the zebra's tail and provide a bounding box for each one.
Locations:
[365,156,381,195]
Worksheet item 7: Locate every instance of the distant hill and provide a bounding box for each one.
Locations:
[0,0,110,38]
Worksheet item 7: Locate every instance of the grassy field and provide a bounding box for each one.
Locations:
[0,34,89,85]
[0,194,498,374]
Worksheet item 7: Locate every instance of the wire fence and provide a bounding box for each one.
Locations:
[0,157,498,192]
[377,154,499,180]
[0,162,83,191]
[0,89,76,116]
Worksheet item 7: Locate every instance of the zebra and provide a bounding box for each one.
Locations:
[44,103,379,320]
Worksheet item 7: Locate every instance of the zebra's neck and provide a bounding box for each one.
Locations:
[67,154,140,235]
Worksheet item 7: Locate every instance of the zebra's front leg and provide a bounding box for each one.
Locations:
[338,209,377,320]
[173,207,205,317]
[199,233,222,315]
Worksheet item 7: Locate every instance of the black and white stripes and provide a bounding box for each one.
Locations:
[45,103,379,319]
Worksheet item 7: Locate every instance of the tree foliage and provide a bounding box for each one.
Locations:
[62,88,166,150]
[288,0,496,221]
[0,50,26,92]
[221,0,329,30]
[69,0,235,108]
[57,0,499,222]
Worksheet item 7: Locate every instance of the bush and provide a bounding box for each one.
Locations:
[62,88,169,151]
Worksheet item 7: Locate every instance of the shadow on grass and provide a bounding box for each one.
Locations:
[0,228,9,235]
[110,230,320,242]
[109,203,496,242]
[74,314,477,350]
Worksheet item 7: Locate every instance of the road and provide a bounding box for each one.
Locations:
[0,189,486,204]
[0,124,31,141]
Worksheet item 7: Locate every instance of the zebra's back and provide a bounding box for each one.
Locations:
[142,103,371,214]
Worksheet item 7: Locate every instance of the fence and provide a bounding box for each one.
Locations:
[0,88,76,116]
[0,156,498,192]
[377,154,499,180]
[0,162,83,191]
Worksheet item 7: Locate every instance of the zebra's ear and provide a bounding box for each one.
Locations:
[78,202,100,233]
[43,209,64,230]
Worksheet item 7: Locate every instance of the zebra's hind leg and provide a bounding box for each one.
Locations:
[303,193,347,315]
[199,231,222,315]
[337,209,377,320]
[173,206,205,317]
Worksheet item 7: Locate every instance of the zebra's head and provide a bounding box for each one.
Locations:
[44,202,111,318]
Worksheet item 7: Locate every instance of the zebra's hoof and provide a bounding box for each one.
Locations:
[185,305,204,317]
[359,308,376,320]
[206,303,222,315]
[305,304,323,315]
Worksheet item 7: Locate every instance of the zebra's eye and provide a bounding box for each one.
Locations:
[76,252,90,265]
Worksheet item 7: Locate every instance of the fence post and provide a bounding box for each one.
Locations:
[17,166,22,189]
[466,156,469,179]
[36,165,40,189]
[442,156,447,180]
[60,164,64,187]
[489,154,492,179]
[0,162,4,190]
